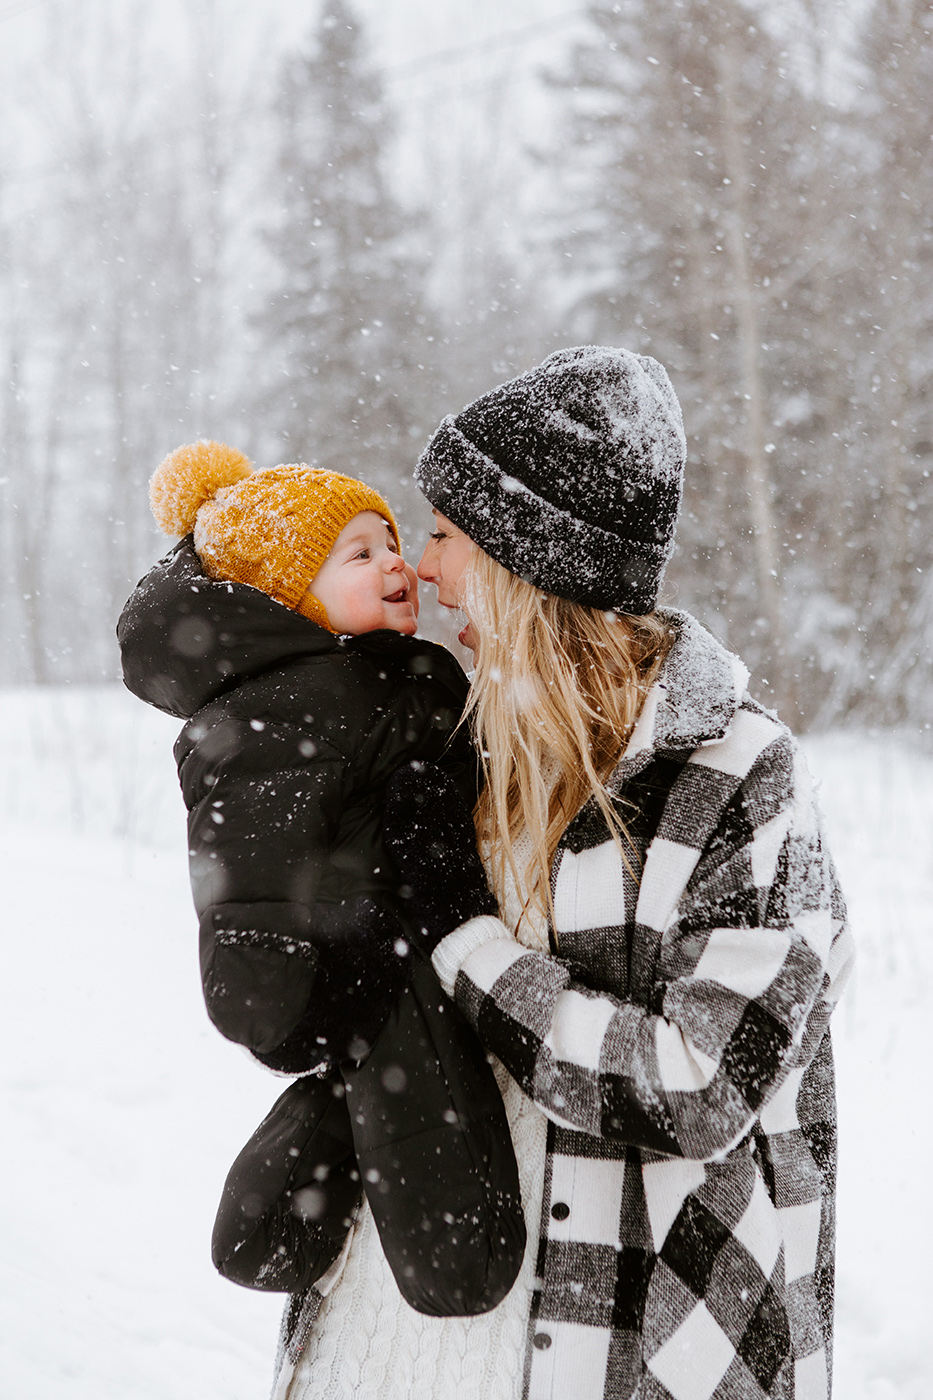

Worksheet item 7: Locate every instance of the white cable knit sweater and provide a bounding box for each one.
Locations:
[285,833,549,1400]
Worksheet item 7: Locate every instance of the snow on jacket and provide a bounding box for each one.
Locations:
[429,612,853,1400]
[117,538,475,1055]
[120,543,530,1331]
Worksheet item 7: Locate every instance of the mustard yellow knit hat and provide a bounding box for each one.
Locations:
[149,440,399,631]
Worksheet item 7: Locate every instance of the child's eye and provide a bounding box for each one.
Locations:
[353,548,370,560]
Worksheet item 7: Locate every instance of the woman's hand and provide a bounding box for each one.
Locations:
[384,762,498,952]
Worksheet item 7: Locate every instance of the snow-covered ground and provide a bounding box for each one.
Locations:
[1,687,930,1399]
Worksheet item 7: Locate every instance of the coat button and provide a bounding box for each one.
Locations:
[551,1201,570,1221]
[533,1331,552,1350]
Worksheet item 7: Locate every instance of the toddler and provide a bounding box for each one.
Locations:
[118,441,522,1314]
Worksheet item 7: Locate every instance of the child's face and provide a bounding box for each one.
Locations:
[306,511,419,636]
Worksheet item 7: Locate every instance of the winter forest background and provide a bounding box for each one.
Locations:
[2,1,933,1398]
[1,0,931,729]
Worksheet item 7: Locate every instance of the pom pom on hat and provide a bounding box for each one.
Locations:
[150,441,252,537]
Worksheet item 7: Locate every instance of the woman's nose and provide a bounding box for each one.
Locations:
[416,542,436,581]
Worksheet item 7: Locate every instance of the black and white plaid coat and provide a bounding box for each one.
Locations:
[431,612,853,1400]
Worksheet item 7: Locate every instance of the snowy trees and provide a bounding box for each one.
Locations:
[254,0,441,537]
[544,1,842,716]
[538,0,932,724]
[845,0,933,719]
[0,2,256,682]
[1,0,929,729]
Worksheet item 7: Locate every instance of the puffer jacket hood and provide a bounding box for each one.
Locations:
[117,538,341,719]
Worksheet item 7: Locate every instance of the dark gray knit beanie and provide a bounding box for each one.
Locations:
[415,345,686,614]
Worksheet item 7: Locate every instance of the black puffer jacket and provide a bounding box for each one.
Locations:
[118,539,475,1057]
[119,541,526,1316]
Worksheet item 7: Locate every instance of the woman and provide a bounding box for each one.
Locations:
[280,346,852,1400]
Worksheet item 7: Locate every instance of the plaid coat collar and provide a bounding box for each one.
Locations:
[613,610,751,777]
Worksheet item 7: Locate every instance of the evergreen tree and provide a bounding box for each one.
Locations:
[256,0,440,534]
[846,0,933,720]
[544,0,853,721]
[0,0,232,682]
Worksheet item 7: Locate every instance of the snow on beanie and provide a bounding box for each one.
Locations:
[415,345,686,614]
[149,440,399,632]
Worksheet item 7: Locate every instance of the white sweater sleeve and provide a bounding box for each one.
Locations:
[431,915,513,997]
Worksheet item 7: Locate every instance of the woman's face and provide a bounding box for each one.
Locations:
[417,510,477,652]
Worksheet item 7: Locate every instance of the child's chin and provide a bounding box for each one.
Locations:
[386,609,418,636]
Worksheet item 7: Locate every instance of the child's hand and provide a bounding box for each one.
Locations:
[384,763,498,952]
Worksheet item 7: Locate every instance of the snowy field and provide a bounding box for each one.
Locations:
[1,686,931,1400]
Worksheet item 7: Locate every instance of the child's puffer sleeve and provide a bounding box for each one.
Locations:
[177,707,349,1054]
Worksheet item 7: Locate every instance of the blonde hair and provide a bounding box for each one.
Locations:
[463,548,673,932]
